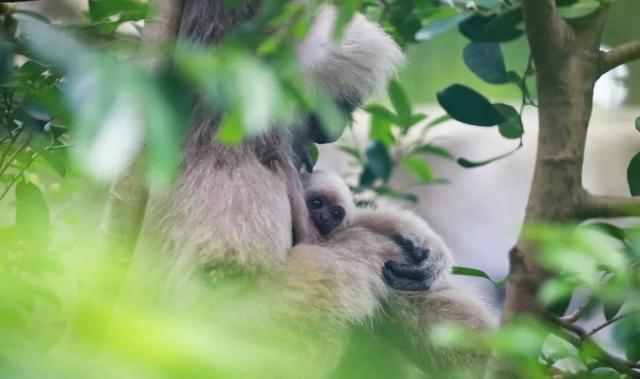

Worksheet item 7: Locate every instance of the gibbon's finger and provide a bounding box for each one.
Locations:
[392,234,429,264]
[384,260,429,281]
[383,267,430,292]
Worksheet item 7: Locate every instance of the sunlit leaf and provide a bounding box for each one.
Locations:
[437,84,505,126]
[88,0,147,23]
[463,42,509,84]
[369,115,395,147]
[15,181,49,238]
[401,156,432,183]
[217,111,246,144]
[388,81,412,128]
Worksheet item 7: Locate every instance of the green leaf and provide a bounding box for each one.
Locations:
[401,157,433,183]
[437,84,505,126]
[626,340,640,362]
[369,115,395,147]
[416,12,472,41]
[463,42,509,84]
[306,143,319,166]
[426,114,451,128]
[359,165,376,188]
[388,81,412,127]
[458,145,520,168]
[15,181,49,238]
[0,41,14,85]
[365,141,392,182]
[217,111,246,144]
[88,0,147,22]
[459,10,524,43]
[413,144,454,160]
[635,117,640,133]
[337,145,362,162]
[475,0,502,9]
[333,0,361,40]
[538,279,573,317]
[627,152,640,196]
[452,266,498,285]
[590,222,626,242]
[373,186,418,203]
[494,103,524,139]
[558,0,601,19]
[603,299,624,322]
[29,135,66,178]
[365,104,398,124]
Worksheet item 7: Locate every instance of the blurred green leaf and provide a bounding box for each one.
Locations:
[401,156,432,183]
[337,145,362,162]
[359,165,376,188]
[494,103,524,139]
[475,0,502,10]
[217,111,246,144]
[558,0,601,19]
[15,181,49,238]
[365,141,392,182]
[626,340,640,362]
[463,42,509,84]
[0,40,14,85]
[369,115,395,146]
[635,117,640,133]
[413,144,454,160]
[627,152,640,196]
[603,299,624,322]
[437,84,505,126]
[333,0,361,40]
[373,186,418,203]
[538,279,573,316]
[88,0,147,23]
[388,81,412,129]
[365,104,398,124]
[415,12,471,41]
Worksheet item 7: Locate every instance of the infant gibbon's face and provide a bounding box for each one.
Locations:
[305,191,346,235]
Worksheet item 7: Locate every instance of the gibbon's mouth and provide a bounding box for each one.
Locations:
[313,219,333,235]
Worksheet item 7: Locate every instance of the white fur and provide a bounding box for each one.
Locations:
[297,5,404,106]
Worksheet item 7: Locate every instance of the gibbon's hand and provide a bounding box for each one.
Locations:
[382,235,435,291]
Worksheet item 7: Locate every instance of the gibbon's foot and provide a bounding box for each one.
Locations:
[383,235,435,291]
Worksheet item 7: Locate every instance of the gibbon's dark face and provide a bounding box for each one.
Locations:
[306,193,346,235]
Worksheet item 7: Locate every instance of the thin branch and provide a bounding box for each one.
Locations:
[576,192,640,219]
[589,311,640,336]
[599,40,640,76]
[0,153,37,201]
[551,315,640,377]
[559,304,587,323]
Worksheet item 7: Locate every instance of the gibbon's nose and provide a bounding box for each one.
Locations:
[318,212,329,223]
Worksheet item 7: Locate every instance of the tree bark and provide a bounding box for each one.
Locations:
[502,3,609,322]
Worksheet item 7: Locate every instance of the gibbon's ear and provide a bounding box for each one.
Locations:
[296,5,404,144]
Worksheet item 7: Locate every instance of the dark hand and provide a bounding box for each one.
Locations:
[382,234,435,291]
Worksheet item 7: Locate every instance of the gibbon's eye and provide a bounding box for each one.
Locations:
[309,197,323,210]
[330,206,345,222]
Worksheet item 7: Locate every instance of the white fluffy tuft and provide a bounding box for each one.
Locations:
[296,5,404,107]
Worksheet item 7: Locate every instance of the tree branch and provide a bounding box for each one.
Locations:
[599,40,640,76]
[576,192,640,219]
